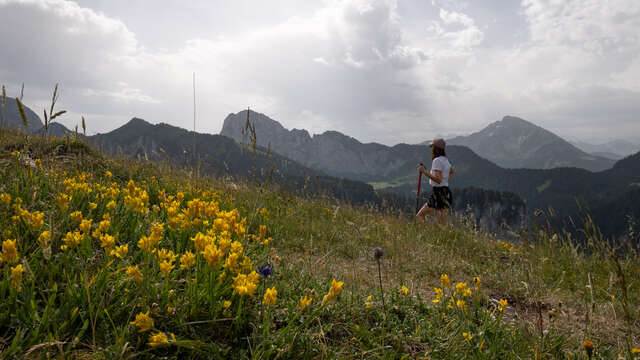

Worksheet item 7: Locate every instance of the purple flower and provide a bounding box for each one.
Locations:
[257,264,273,278]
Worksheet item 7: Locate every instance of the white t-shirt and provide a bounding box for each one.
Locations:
[430,156,451,187]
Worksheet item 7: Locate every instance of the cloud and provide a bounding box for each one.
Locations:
[0,0,638,144]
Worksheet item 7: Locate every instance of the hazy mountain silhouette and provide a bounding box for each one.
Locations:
[446,116,614,171]
[0,98,44,131]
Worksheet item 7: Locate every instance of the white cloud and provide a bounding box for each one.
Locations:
[0,0,638,145]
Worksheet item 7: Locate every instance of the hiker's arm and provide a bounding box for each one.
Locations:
[418,164,442,184]
[449,167,454,179]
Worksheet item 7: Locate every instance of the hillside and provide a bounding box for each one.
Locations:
[571,139,640,160]
[447,116,614,171]
[1,129,638,358]
[221,110,640,237]
[91,118,526,229]
[0,96,44,131]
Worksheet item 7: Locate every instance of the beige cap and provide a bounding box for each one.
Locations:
[429,138,446,149]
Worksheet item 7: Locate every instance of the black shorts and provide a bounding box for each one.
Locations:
[426,186,452,210]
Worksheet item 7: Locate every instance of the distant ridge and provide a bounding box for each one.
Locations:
[446,116,614,171]
[0,98,44,131]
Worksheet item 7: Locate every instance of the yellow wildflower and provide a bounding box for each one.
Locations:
[322,278,344,306]
[105,170,113,178]
[232,271,260,296]
[432,287,444,303]
[473,276,481,291]
[400,285,409,296]
[10,264,24,290]
[11,150,20,157]
[365,295,373,308]
[180,251,196,269]
[61,231,83,251]
[70,211,83,223]
[79,219,92,233]
[499,299,508,311]
[126,265,143,283]
[89,202,97,210]
[159,260,174,277]
[110,244,128,259]
[441,274,450,288]
[299,296,312,309]
[456,299,466,309]
[631,348,639,354]
[100,234,115,250]
[202,244,223,268]
[148,332,169,347]
[223,300,232,308]
[106,200,116,210]
[157,248,177,264]
[263,287,278,306]
[98,218,110,232]
[0,193,11,206]
[130,311,154,333]
[38,231,51,246]
[462,332,473,341]
[2,239,19,263]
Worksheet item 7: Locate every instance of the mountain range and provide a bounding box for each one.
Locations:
[0,97,44,131]
[2,102,638,237]
[444,116,614,171]
[570,139,640,160]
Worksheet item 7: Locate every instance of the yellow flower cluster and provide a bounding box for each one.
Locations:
[232,271,260,296]
[299,296,313,309]
[126,265,143,283]
[56,193,70,211]
[262,287,277,306]
[14,206,45,229]
[1,239,19,263]
[138,222,164,252]
[130,311,154,332]
[0,193,11,206]
[11,264,24,290]
[123,180,149,214]
[63,173,93,194]
[322,279,344,306]
[61,231,83,251]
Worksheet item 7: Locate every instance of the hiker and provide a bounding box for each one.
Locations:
[416,138,454,224]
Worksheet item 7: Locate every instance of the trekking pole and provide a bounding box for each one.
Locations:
[416,163,423,213]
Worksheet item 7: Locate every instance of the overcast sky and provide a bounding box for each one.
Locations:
[1,0,639,145]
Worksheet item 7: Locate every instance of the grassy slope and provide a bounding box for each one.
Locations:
[0,130,638,359]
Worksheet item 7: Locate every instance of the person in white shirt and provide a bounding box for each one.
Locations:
[416,138,454,224]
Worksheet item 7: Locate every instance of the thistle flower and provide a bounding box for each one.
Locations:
[373,246,384,260]
[130,311,154,333]
[257,264,273,278]
[262,287,277,306]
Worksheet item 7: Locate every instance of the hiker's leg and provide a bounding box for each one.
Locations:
[436,209,447,225]
[416,204,435,222]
